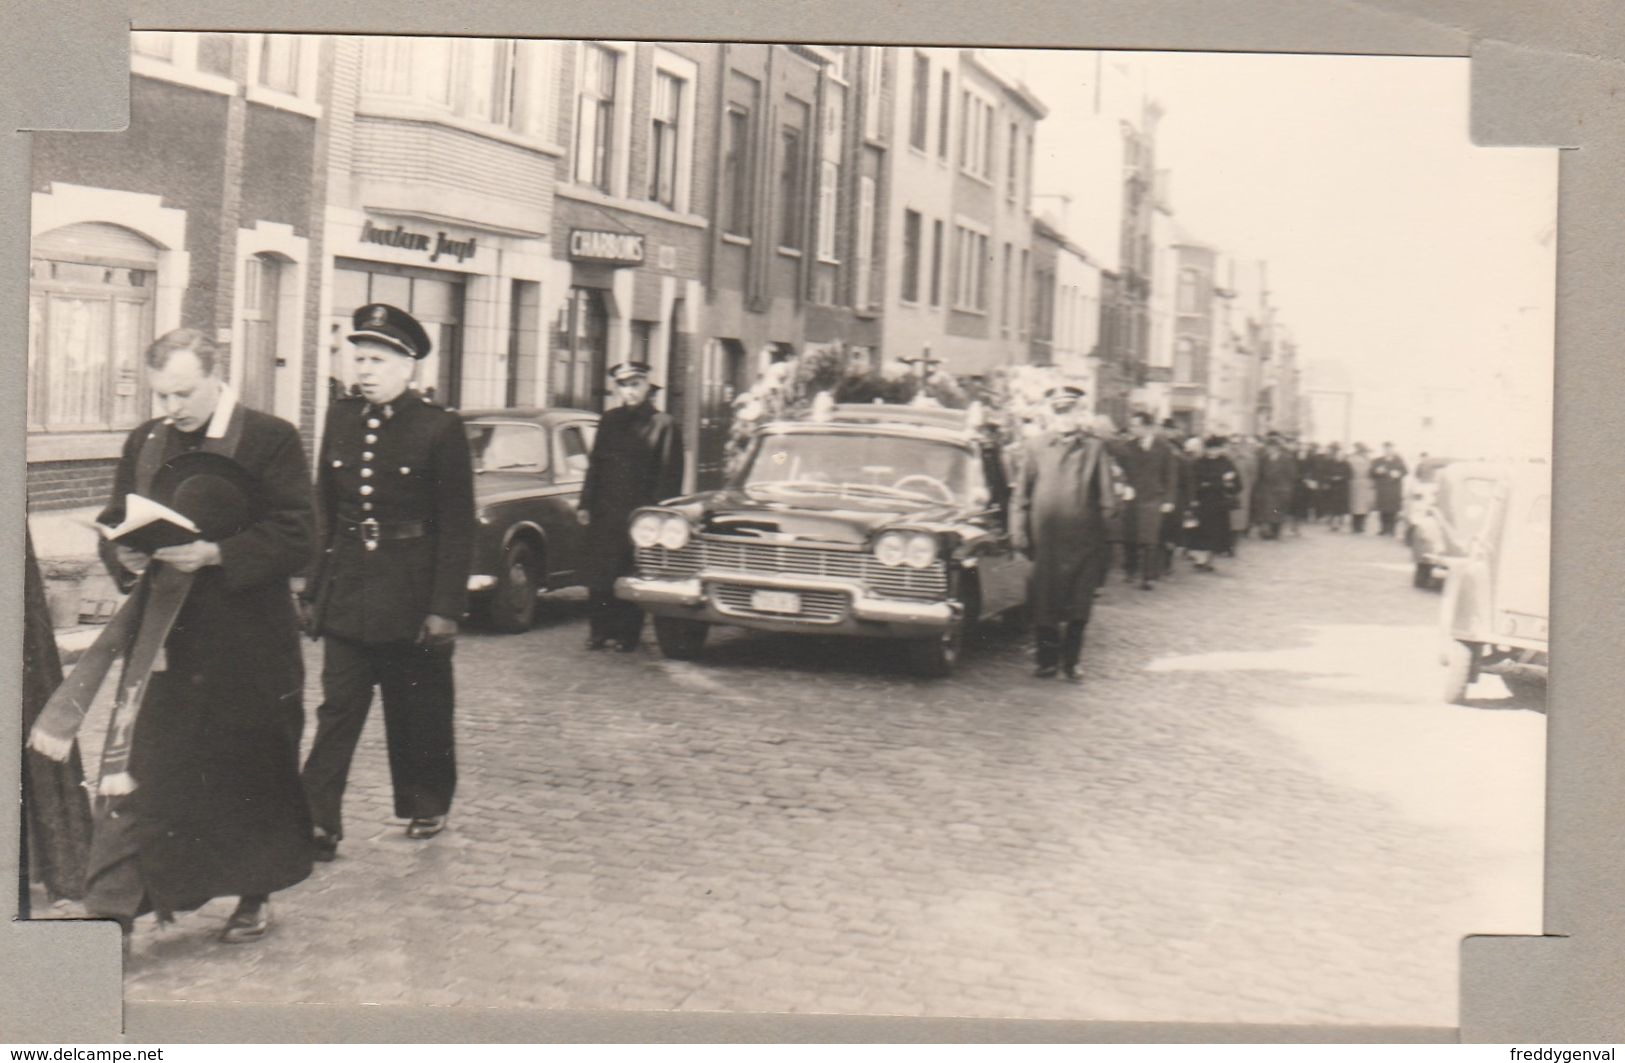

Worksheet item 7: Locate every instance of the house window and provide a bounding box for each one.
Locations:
[1006,121,1020,200]
[959,90,994,179]
[29,224,158,434]
[817,160,840,261]
[1178,268,1200,313]
[863,47,884,140]
[240,252,286,413]
[360,38,549,137]
[575,43,619,192]
[649,71,683,208]
[778,116,806,251]
[722,105,753,238]
[954,225,989,312]
[259,34,300,94]
[929,219,944,306]
[901,209,923,303]
[855,175,876,310]
[1000,242,1012,333]
[1024,133,1035,207]
[938,70,951,159]
[909,51,930,150]
[1175,338,1196,382]
[1018,248,1029,339]
[132,32,175,61]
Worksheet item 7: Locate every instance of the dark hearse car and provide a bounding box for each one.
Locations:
[461,407,598,631]
[614,402,1031,677]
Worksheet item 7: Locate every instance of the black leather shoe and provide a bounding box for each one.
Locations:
[220,899,271,944]
[1034,664,1059,679]
[1140,579,1154,591]
[310,829,338,862]
[406,815,447,840]
[616,638,640,652]
[585,636,609,651]
[1062,664,1083,682]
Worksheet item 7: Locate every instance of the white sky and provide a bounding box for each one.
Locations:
[994,50,1557,453]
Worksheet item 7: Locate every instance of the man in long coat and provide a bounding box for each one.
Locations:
[1011,386,1119,680]
[1251,432,1298,540]
[87,329,314,942]
[1112,411,1180,590]
[1229,434,1259,544]
[301,304,475,857]
[1347,443,1376,533]
[581,361,686,651]
[1371,441,1409,536]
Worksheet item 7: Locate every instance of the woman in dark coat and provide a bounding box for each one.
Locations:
[1321,443,1352,530]
[1187,436,1241,570]
[1292,442,1319,533]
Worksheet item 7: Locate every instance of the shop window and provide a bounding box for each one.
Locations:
[332,261,465,407]
[29,223,157,434]
[574,43,620,193]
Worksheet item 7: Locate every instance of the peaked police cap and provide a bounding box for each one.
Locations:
[349,303,432,360]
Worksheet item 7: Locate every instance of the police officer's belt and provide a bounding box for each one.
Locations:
[338,517,433,544]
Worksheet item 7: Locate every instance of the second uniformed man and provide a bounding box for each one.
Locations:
[299,303,475,858]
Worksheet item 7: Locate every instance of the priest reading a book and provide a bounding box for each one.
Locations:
[63,328,317,945]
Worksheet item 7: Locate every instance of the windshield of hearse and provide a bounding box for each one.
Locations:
[739,430,980,507]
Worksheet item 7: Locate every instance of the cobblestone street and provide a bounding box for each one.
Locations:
[81,526,1544,1027]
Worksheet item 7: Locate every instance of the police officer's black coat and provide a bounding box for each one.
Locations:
[578,399,685,588]
[309,390,476,644]
[94,407,315,915]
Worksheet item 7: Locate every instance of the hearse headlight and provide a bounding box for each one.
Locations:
[630,512,666,548]
[656,514,692,551]
[874,531,908,567]
[902,532,939,569]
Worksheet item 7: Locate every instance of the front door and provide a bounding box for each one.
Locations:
[554,287,608,412]
[695,337,744,489]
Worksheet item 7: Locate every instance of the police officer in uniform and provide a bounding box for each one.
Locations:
[299,304,475,858]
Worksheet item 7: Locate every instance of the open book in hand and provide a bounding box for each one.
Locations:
[99,493,201,553]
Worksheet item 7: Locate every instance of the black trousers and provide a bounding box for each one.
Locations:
[1378,511,1398,536]
[1126,542,1164,582]
[1351,513,1369,533]
[301,635,456,838]
[1036,622,1088,669]
[589,580,645,645]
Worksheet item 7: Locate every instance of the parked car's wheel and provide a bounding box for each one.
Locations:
[907,612,965,678]
[1412,562,1436,589]
[1501,673,1547,706]
[487,540,540,633]
[1442,639,1476,705]
[653,616,709,660]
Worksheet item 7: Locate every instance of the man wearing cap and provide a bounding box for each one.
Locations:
[1371,441,1409,536]
[1011,385,1120,680]
[78,328,315,944]
[299,303,475,857]
[578,361,686,651]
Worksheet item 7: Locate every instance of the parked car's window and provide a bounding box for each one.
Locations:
[740,432,979,506]
[467,422,549,474]
[556,424,592,482]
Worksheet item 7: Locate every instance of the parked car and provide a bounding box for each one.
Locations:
[1408,460,1501,589]
[460,407,599,631]
[1402,455,1458,545]
[1439,461,1550,705]
[615,402,1031,677]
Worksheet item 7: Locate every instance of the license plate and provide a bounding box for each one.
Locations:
[751,589,802,614]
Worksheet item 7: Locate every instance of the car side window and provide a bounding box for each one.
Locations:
[467,423,549,475]
[557,425,592,482]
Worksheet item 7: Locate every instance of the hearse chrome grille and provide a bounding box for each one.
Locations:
[636,536,948,600]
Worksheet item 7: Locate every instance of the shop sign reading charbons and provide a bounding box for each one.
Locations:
[568,228,645,267]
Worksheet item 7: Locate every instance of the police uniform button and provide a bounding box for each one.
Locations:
[367,418,381,429]
[331,459,343,468]
[360,484,374,496]
[361,468,374,478]
[363,451,374,461]
[366,434,378,444]
[362,502,374,512]
[400,466,411,475]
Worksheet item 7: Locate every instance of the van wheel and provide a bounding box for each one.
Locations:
[487,541,540,633]
[654,617,709,660]
[1443,639,1476,704]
